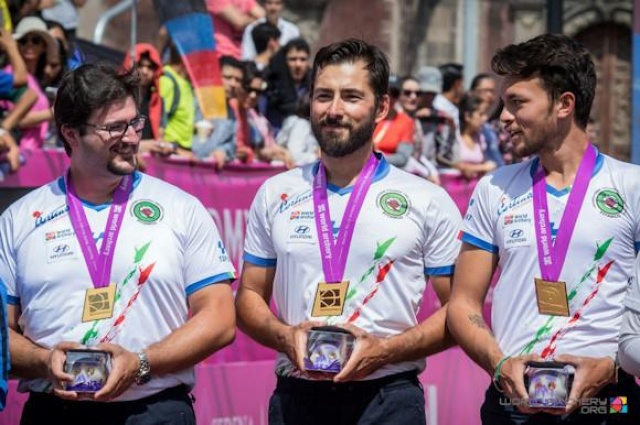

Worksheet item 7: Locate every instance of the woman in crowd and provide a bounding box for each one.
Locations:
[275,93,318,166]
[454,93,496,179]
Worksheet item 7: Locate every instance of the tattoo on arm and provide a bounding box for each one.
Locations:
[468,313,494,336]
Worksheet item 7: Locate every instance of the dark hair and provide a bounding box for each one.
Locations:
[400,75,419,89]
[284,37,310,56]
[294,92,311,119]
[252,22,281,54]
[470,73,493,90]
[491,33,596,129]
[54,62,140,156]
[438,63,463,93]
[219,55,243,71]
[312,38,389,106]
[168,44,182,65]
[458,93,484,133]
[242,61,264,89]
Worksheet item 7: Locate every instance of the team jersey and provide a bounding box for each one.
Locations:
[243,155,462,379]
[0,172,236,401]
[460,151,640,359]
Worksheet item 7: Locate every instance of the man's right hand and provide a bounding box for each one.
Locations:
[49,341,84,400]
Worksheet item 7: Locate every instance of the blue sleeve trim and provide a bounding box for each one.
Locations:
[243,251,277,267]
[425,265,455,276]
[460,231,499,254]
[185,272,235,296]
[635,241,640,254]
[6,295,19,306]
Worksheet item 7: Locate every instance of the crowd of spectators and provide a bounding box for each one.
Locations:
[0,0,525,183]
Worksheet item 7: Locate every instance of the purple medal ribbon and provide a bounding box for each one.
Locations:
[532,145,596,281]
[313,154,378,283]
[65,171,132,288]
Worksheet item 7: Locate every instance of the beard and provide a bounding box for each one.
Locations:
[107,143,139,175]
[311,113,377,158]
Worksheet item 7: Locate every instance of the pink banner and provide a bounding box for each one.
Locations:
[0,150,490,424]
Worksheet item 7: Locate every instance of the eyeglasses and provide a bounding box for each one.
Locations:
[85,116,147,139]
[402,90,422,97]
[19,35,44,46]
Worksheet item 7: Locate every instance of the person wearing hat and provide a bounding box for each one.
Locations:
[413,66,458,173]
[13,16,58,89]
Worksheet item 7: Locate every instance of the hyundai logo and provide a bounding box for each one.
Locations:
[509,229,524,239]
[53,244,70,253]
[295,225,310,235]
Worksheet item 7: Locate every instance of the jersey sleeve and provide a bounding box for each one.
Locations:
[243,181,277,267]
[183,197,236,296]
[423,187,462,276]
[459,175,499,254]
[0,208,18,305]
[623,167,640,313]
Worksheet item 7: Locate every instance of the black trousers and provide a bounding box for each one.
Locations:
[268,371,427,425]
[20,385,195,425]
[481,371,640,425]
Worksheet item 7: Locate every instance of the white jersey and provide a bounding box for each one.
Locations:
[0,172,236,401]
[243,155,462,379]
[461,152,640,359]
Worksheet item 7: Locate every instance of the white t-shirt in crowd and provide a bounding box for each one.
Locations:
[241,17,300,60]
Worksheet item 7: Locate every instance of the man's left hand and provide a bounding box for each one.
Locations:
[333,324,391,383]
[93,343,140,401]
[553,354,617,415]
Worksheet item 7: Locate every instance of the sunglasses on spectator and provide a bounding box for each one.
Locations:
[18,35,44,46]
[402,89,422,97]
[246,87,266,95]
[85,116,147,139]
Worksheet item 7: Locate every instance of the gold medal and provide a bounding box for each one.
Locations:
[535,278,570,317]
[311,281,350,317]
[82,285,116,322]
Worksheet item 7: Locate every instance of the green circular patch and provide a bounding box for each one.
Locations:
[132,200,163,223]
[378,191,409,218]
[595,189,624,217]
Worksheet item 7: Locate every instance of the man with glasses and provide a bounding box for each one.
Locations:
[0,63,236,424]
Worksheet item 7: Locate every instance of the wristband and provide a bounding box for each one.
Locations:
[492,355,510,392]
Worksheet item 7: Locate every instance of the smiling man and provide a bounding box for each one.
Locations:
[0,63,236,424]
[447,34,640,424]
[236,39,461,424]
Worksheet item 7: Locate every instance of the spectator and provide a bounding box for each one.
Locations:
[42,20,68,89]
[206,0,265,60]
[159,45,195,157]
[192,56,243,168]
[397,75,421,116]
[13,16,58,89]
[372,74,415,168]
[0,130,21,173]
[413,66,457,172]
[275,93,318,166]
[251,21,280,71]
[470,73,504,167]
[123,43,175,159]
[433,62,463,136]
[241,0,299,60]
[454,93,496,179]
[39,0,86,46]
[242,62,292,167]
[265,37,311,131]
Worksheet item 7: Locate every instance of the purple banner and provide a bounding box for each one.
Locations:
[0,150,490,424]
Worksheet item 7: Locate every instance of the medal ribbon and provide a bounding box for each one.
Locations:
[532,145,596,281]
[65,171,132,288]
[313,154,378,283]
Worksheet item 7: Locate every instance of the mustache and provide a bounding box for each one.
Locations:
[320,117,351,128]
